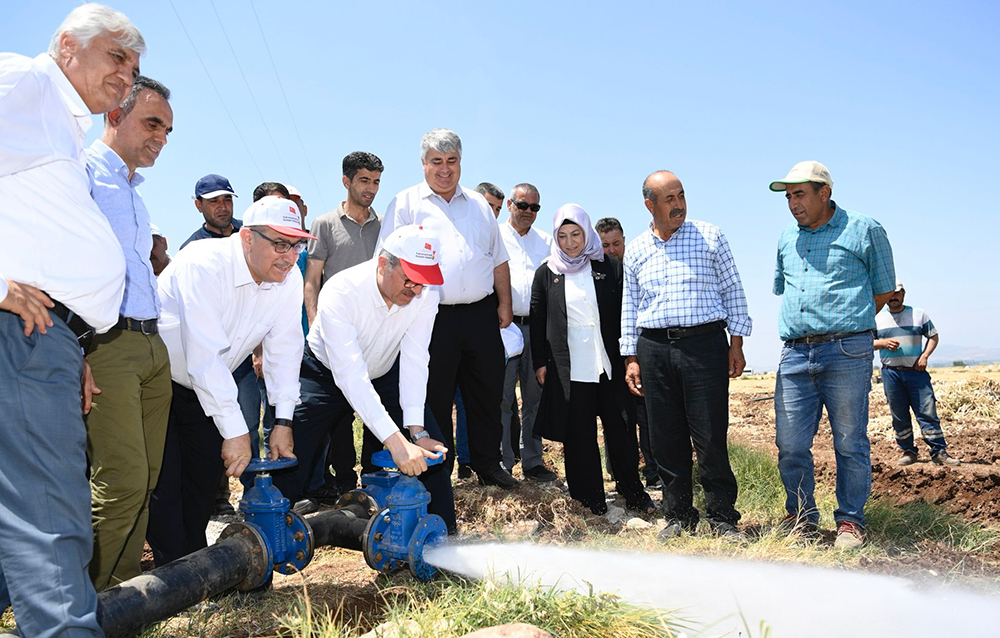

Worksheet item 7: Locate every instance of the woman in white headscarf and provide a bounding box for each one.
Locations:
[530,204,653,515]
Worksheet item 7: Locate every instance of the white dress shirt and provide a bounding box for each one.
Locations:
[158,234,304,439]
[563,263,613,383]
[0,53,125,330]
[500,222,552,317]
[308,258,440,443]
[378,183,508,305]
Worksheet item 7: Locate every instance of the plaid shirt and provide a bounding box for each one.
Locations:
[774,203,895,341]
[620,219,752,356]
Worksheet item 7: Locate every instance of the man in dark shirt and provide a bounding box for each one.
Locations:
[181,174,241,248]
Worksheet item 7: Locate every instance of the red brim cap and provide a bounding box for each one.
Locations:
[267,224,317,240]
[399,258,443,286]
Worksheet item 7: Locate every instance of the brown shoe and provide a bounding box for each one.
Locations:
[834,520,865,549]
[931,451,961,466]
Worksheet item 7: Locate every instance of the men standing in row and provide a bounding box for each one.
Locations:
[84,75,173,591]
[147,196,311,565]
[499,183,557,481]
[770,161,896,549]
[875,282,959,466]
[182,173,240,248]
[303,151,384,501]
[597,216,657,487]
[379,128,518,488]
[622,171,751,540]
[0,4,143,634]
[273,225,455,530]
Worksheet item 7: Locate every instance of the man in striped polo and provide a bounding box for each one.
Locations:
[875,281,959,467]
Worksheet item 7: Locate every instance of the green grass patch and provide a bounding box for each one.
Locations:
[865,497,999,553]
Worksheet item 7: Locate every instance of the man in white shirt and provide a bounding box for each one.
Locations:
[273,225,455,529]
[147,196,313,566]
[84,75,173,591]
[0,4,143,635]
[500,183,558,482]
[378,128,518,488]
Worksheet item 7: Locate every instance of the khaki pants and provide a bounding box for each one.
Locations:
[85,328,171,590]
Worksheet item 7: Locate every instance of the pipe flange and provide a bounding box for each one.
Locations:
[335,489,381,518]
[218,522,271,591]
[362,508,397,573]
[275,511,314,575]
[407,514,448,582]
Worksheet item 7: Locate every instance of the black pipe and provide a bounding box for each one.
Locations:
[96,533,259,638]
[307,503,372,552]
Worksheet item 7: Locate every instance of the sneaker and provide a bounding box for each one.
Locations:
[523,465,558,482]
[458,464,473,479]
[897,450,919,466]
[657,518,696,540]
[711,521,744,541]
[834,520,865,549]
[779,513,819,539]
[931,451,961,467]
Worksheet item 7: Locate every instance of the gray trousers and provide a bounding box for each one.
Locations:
[0,311,102,637]
[500,323,544,471]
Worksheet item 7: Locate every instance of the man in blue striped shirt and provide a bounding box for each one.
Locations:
[621,170,752,540]
[770,161,896,550]
[84,76,173,589]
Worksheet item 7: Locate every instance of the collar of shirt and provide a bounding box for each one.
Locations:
[418,181,467,206]
[798,202,845,234]
[89,138,144,186]
[339,203,378,226]
[35,53,92,136]
[367,264,402,316]
[646,219,693,244]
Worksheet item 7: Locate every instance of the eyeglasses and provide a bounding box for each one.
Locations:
[251,228,307,254]
[398,269,424,289]
[513,200,541,213]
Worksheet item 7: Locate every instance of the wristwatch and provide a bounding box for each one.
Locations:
[411,429,430,442]
[274,418,293,428]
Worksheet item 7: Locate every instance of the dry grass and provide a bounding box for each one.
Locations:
[937,376,1000,420]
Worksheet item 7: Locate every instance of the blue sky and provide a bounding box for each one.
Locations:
[8,1,999,369]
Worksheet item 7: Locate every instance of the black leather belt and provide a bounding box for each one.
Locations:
[49,300,96,354]
[787,329,874,345]
[512,315,530,326]
[642,320,725,340]
[114,315,158,335]
[884,364,915,371]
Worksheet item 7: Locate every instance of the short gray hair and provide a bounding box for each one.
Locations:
[48,3,146,59]
[420,128,462,162]
[509,183,539,200]
[379,249,400,270]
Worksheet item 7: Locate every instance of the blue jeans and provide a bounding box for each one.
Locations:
[882,367,946,454]
[775,332,874,527]
[0,312,102,637]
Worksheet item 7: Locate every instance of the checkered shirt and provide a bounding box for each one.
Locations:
[620,219,752,356]
[773,204,896,341]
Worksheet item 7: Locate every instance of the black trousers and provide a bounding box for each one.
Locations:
[565,376,651,513]
[323,412,360,490]
[634,395,657,482]
[147,382,226,566]
[637,327,740,526]
[271,348,456,532]
[426,295,505,475]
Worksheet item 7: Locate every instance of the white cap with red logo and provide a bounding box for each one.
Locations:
[382,224,444,285]
[242,195,316,239]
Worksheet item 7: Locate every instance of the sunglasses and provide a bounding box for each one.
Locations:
[512,200,541,213]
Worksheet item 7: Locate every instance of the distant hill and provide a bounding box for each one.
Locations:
[929,343,1000,366]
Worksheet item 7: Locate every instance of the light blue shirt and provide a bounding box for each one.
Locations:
[86,139,159,320]
[774,203,895,341]
[620,219,752,356]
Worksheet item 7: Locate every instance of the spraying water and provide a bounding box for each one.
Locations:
[425,542,1000,637]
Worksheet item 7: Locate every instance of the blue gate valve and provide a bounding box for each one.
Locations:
[363,450,448,581]
[222,456,312,589]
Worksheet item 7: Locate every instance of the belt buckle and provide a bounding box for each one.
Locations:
[665,327,681,340]
[140,320,155,335]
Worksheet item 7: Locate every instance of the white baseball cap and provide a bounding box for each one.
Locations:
[382,224,444,285]
[285,184,301,197]
[769,161,834,192]
[242,196,316,239]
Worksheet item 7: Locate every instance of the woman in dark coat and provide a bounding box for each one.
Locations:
[530,204,653,515]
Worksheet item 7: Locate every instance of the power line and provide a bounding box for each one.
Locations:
[207,0,292,180]
[165,0,263,176]
[248,0,329,211]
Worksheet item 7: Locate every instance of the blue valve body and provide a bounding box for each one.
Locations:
[238,457,311,577]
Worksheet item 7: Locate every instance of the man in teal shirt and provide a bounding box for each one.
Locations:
[770,161,895,549]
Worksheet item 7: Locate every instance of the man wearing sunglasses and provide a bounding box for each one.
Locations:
[147,196,315,565]
[272,224,456,530]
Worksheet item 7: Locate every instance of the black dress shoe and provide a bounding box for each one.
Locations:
[476,465,520,489]
[292,497,319,515]
[458,463,473,479]
[646,475,662,489]
[523,465,558,482]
